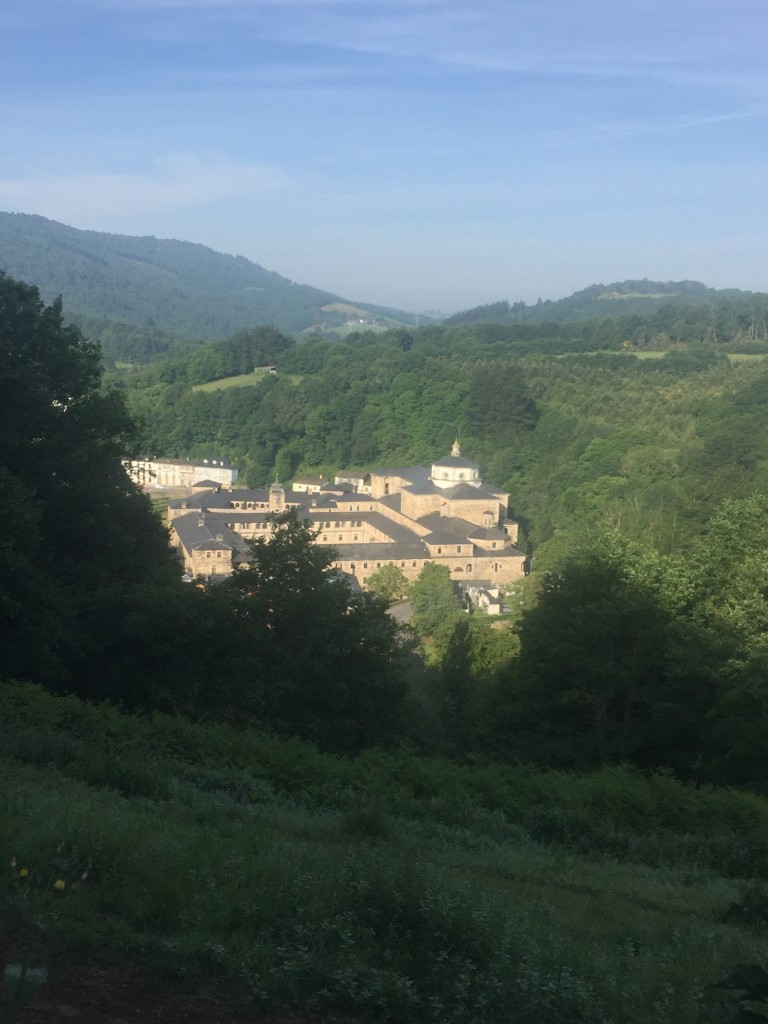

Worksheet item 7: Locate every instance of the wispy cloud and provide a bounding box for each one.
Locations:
[0,154,290,224]
[544,107,768,149]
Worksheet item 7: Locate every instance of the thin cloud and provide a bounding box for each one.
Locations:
[545,107,768,149]
[0,154,290,225]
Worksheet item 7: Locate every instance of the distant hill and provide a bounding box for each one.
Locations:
[0,213,425,361]
[446,279,759,326]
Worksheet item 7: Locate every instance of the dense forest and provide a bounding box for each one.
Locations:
[0,213,426,361]
[4,270,768,1022]
[445,278,764,325]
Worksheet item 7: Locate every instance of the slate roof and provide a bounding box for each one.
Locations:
[438,482,506,501]
[332,542,430,561]
[228,488,270,503]
[375,493,404,514]
[416,513,480,544]
[172,511,251,561]
[170,488,263,512]
[370,465,430,486]
[402,480,502,502]
[168,492,221,512]
[306,510,421,544]
[431,455,479,470]
[467,525,509,541]
[336,493,377,505]
[319,481,355,493]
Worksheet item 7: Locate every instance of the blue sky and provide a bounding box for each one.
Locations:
[1,0,766,311]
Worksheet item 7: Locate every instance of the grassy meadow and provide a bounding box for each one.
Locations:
[2,682,767,1023]
[192,368,274,392]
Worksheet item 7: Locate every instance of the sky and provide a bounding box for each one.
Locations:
[1,0,767,312]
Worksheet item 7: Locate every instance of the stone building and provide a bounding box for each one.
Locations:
[128,456,238,490]
[169,443,526,589]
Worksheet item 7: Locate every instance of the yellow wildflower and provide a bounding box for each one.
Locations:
[53,879,65,891]
[18,868,29,879]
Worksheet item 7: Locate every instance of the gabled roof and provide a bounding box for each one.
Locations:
[171,511,250,559]
[417,512,479,543]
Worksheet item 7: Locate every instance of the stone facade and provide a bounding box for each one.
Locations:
[128,456,238,490]
[169,444,526,590]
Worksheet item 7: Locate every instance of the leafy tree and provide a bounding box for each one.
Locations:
[506,537,720,772]
[706,670,768,786]
[366,563,410,604]
[0,273,176,685]
[410,563,463,644]
[218,509,407,751]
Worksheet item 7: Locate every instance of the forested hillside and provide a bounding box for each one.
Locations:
[0,213,424,361]
[119,304,768,562]
[446,278,766,326]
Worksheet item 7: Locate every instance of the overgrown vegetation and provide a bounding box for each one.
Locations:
[2,682,768,1023]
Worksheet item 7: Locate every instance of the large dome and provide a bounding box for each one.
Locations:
[430,441,481,489]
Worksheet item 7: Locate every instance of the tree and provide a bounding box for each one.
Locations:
[409,563,463,644]
[0,273,176,686]
[218,509,407,751]
[366,563,410,604]
[506,536,720,772]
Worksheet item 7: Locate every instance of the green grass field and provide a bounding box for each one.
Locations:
[2,682,767,1023]
[555,350,768,362]
[191,368,274,392]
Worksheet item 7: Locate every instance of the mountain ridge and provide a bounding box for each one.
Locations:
[0,212,424,361]
[445,278,761,325]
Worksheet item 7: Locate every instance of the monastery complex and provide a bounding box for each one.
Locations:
[165,444,527,590]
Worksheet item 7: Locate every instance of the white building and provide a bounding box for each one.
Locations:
[128,457,238,490]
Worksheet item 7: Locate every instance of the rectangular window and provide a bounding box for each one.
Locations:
[363,562,368,569]
[437,547,442,554]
